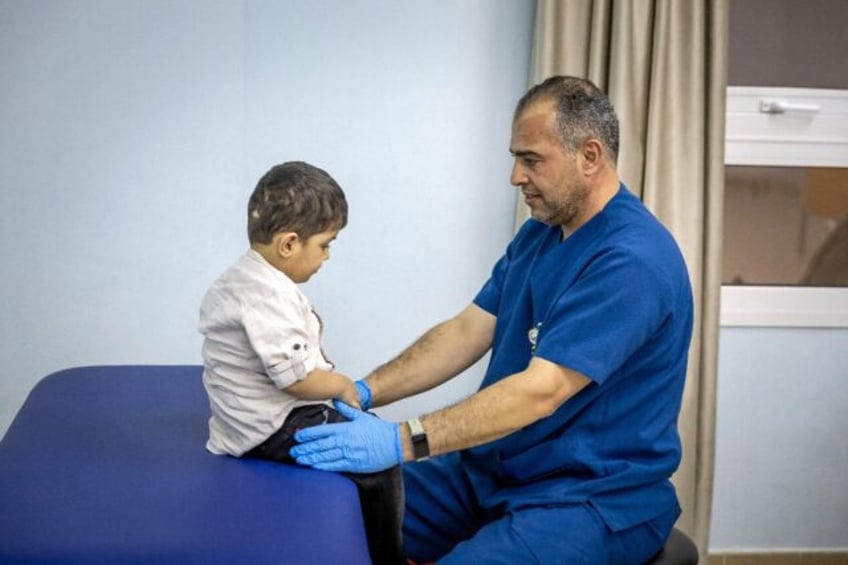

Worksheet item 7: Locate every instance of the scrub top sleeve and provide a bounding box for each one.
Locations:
[534,249,671,385]
[242,295,315,389]
[473,252,509,315]
[475,221,536,314]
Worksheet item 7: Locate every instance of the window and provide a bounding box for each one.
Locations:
[722,87,848,327]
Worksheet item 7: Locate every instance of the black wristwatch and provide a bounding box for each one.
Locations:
[406,417,430,461]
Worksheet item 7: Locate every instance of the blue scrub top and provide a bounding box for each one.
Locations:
[468,185,693,532]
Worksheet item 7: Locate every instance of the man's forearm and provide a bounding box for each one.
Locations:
[365,304,495,407]
[366,322,468,406]
[399,357,591,460]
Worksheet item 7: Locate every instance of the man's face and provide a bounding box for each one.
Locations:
[509,99,588,229]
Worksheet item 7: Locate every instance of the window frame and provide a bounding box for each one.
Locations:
[722,86,848,328]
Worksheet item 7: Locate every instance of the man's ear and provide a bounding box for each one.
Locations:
[274,232,301,258]
[578,138,604,176]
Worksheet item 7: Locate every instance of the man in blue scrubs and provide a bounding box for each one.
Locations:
[291,76,694,564]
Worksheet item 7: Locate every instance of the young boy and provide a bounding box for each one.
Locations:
[199,161,404,564]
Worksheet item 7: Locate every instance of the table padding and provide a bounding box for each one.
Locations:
[0,365,370,564]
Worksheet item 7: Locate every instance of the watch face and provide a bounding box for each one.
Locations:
[412,438,430,460]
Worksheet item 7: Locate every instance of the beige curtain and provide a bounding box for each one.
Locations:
[520,1,727,560]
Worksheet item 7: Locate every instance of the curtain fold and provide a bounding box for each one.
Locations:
[520,1,728,560]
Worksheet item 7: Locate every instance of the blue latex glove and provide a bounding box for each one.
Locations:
[354,379,372,411]
[290,400,401,473]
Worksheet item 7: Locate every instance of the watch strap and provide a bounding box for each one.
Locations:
[407,417,430,461]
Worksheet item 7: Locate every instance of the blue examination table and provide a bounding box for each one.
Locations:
[0,365,371,564]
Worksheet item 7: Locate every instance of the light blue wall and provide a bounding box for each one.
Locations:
[710,326,848,549]
[0,0,247,430]
[0,0,536,434]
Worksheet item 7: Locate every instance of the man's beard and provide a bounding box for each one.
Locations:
[531,182,588,228]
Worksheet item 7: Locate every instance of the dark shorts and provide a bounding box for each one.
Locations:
[246,404,406,565]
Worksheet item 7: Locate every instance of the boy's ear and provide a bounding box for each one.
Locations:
[274,232,301,257]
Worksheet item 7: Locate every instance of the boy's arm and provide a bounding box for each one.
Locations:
[286,370,360,409]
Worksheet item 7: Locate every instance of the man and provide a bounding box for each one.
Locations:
[291,76,694,564]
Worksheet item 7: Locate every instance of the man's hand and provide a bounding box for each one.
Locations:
[290,401,402,473]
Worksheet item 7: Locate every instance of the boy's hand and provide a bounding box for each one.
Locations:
[337,380,361,410]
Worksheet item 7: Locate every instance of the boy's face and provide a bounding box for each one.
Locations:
[283,229,339,283]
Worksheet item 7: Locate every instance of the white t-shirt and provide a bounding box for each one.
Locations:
[198,249,334,456]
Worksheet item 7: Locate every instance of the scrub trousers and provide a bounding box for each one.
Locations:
[403,452,679,565]
[245,404,405,565]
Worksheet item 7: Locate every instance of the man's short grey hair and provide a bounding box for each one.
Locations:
[514,75,620,163]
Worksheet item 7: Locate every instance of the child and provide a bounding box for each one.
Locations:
[199,161,404,564]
